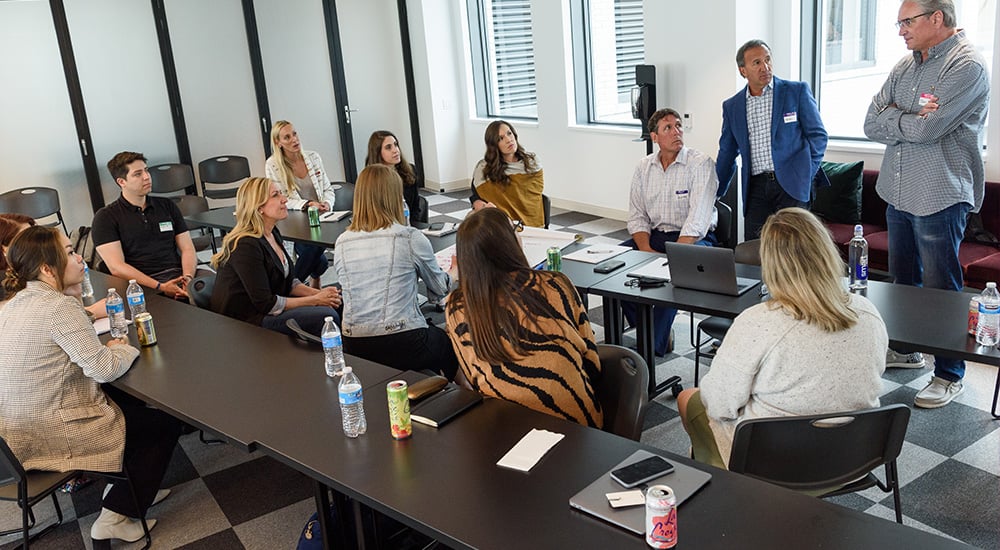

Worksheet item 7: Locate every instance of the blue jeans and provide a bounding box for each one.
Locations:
[294,242,330,282]
[620,230,717,356]
[261,306,340,338]
[886,202,970,382]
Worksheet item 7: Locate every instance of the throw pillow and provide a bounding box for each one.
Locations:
[812,160,864,224]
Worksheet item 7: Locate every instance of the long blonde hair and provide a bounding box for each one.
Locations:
[760,207,858,332]
[348,164,405,232]
[211,177,274,267]
[269,120,300,196]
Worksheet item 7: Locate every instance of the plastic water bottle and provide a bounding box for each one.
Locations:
[321,316,345,377]
[106,289,128,338]
[402,199,410,226]
[848,224,868,290]
[80,262,94,298]
[976,282,1000,346]
[338,366,367,438]
[126,279,146,318]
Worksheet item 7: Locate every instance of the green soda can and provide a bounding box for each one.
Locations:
[546,246,562,271]
[307,205,321,227]
[387,380,412,439]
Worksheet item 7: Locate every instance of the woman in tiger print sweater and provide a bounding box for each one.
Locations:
[446,208,603,428]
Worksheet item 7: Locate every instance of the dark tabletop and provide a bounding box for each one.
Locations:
[185,207,350,248]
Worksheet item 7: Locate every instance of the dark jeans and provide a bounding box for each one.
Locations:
[293,242,330,282]
[262,306,341,338]
[745,172,808,240]
[886,202,970,382]
[344,325,459,380]
[100,386,183,519]
[620,230,716,356]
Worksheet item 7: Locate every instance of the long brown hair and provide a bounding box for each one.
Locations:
[0,214,36,272]
[3,226,67,297]
[349,164,405,232]
[448,208,551,363]
[364,130,416,186]
[760,208,858,332]
[482,120,537,186]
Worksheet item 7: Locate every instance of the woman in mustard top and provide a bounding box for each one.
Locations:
[469,120,545,227]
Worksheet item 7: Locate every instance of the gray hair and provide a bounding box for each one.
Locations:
[647,108,682,134]
[736,39,771,68]
[906,0,956,27]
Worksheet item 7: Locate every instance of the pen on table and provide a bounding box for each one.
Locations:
[662,261,669,266]
[587,249,615,254]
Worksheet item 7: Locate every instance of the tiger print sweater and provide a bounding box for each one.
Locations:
[446,270,603,428]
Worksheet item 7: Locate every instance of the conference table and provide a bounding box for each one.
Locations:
[87,272,970,549]
[185,206,351,248]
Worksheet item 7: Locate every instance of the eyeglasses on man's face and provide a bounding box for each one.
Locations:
[895,11,934,29]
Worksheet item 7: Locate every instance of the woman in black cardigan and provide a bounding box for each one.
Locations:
[210,177,341,336]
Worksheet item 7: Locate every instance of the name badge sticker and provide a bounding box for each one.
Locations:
[675,189,689,196]
[783,112,797,123]
[158,221,174,233]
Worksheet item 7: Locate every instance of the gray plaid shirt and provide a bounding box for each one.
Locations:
[864,30,989,216]
[746,83,775,175]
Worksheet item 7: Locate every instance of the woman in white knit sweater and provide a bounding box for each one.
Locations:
[678,207,887,468]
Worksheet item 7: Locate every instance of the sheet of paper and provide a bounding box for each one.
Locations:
[93,317,132,336]
[626,259,671,282]
[562,245,631,264]
[435,244,457,272]
[422,222,459,237]
[518,227,581,269]
[496,428,565,472]
[320,210,351,222]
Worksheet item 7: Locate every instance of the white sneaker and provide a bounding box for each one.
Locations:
[886,349,926,369]
[90,508,155,543]
[914,376,964,409]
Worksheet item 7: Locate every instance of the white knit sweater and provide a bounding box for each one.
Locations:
[700,293,887,466]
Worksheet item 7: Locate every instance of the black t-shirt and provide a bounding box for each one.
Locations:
[92,195,189,277]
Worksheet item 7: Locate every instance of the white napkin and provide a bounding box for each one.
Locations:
[496,428,565,472]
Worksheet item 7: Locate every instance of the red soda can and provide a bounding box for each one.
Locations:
[970,296,982,336]
[645,485,677,548]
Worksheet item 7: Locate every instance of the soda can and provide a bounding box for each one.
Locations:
[969,295,982,336]
[134,312,157,346]
[645,485,677,549]
[307,205,321,227]
[546,246,562,272]
[387,380,412,439]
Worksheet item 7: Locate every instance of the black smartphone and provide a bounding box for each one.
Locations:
[594,259,626,274]
[428,222,445,231]
[610,456,674,488]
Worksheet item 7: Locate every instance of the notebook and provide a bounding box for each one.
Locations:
[409,384,483,428]
[662,242,760,296]
[569,450,712,535]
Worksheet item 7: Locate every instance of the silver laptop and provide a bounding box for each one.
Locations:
[663,242,760,296]
[569,450,712,535]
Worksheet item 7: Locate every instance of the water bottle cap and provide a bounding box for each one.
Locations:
[129,279,136,284]
[989,282,997,288]
[325,316,334,322]
[341,366,352,374]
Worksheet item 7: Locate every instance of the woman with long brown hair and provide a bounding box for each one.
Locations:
[469,120,545,227]
[445,208,602,427]
[365,130,422,225]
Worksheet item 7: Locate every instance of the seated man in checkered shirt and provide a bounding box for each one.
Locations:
[621,108,719,356]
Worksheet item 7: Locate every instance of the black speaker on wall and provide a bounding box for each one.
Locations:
[632,64,656,140]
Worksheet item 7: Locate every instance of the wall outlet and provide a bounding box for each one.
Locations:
[683,113,693,130]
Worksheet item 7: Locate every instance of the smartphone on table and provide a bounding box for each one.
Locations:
[610,455,675,488]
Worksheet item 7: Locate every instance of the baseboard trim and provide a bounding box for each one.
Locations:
[422,179,469,194]
[550,197,627,222]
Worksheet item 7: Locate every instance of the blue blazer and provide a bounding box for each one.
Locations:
[716,76,829,210]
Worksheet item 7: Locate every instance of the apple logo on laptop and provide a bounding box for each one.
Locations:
[696,264,705,272]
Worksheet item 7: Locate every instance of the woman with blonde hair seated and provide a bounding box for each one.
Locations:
[210,177,341,336]
[678,207,887,468]
[333,164,458,377]
[445,208,602,427]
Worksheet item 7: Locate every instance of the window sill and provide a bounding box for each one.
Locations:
[469,117,539,128]
[567,122,643,138]
[826,139,885,155]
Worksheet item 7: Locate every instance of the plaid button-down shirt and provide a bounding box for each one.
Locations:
[746,82,775,175]
[627,147,719,239]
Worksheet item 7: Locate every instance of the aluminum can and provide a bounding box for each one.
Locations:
[307,205,321,227]
[134,312,157,346]
[387,380,412,439]
[970,295,982,336]
[546,246,562,271]
[645,484,677,549]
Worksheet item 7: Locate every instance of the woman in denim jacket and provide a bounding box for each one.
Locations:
[333,165,458,379]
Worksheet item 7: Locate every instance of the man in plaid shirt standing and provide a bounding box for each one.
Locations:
[865,0,990,408]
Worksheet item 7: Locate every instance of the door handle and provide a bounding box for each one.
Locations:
[344,105,359,125]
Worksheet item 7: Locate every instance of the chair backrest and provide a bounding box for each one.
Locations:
[595,344,649,441]
[332,182,354,212]
[734,239,761,266]
[149,163,197,195]
[0,435,26,490]
[188,273,216,310]
[0,187,67,234]
[417,195,429,223]
[174,194,210,217]
[728,404,910,492]
[197,156,251,201]
[542,194,551,229]
[714,200,733,249]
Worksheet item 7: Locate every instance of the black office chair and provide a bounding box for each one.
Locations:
[416,195,429,224]
[149,163,197,196]
[188,273,216,310]
[0,436,80,548]
[197,155,250,203]
[0,187,68,235]
[332,182,354,212]
[542,194,551,229]
[692,239,761,385]
[728,404,910,524]
[595,345,649,441]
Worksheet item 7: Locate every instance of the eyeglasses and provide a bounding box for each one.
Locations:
[895,11,933,29]
[511,219,524,233]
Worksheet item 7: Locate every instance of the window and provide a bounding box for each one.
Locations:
[467,0,537,119]
[804,0,995,144]
[570,0,645,125]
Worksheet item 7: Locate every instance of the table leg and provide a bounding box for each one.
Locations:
[635,304,657,397]
[315,482,355,550]
[992,370,1000,419]
[602,297,622,345]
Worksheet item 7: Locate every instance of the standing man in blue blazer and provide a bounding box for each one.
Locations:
[717,39,829,239]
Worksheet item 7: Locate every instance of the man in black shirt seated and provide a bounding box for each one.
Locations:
[93,151,205,299]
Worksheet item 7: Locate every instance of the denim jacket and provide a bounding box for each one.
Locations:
[333,224,450,338]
